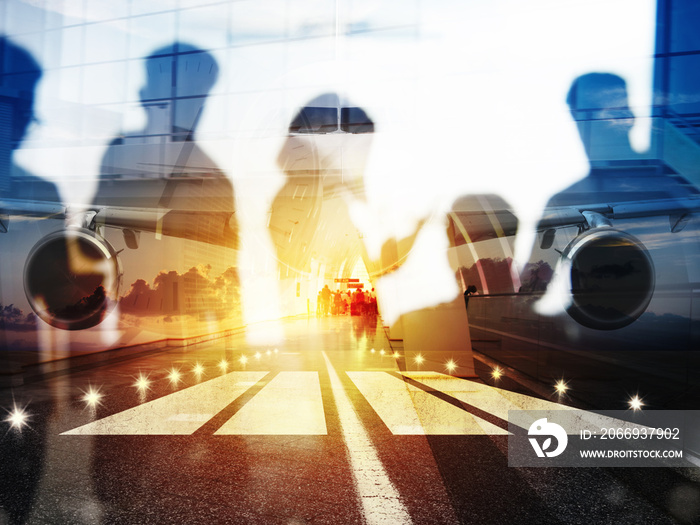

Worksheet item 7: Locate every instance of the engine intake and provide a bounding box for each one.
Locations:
[560,228,654,330]
[24,228,122,330]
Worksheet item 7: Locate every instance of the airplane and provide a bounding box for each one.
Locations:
[447,78,700,411]
[450,188,700,411]
[1,174,238,331]
[1,40,241,335]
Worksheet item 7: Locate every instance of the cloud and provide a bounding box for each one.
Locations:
[120,265,241,320]
[0,304,38,332]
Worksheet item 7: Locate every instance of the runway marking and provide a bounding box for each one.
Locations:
[322,352,413,525]
[402,371,571,420]
[215,371,327,435]
[348,372,507,435]
[402,372,648,433]
[61,371,267,435]
[60,370,624,438]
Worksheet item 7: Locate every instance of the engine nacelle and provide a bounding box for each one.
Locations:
[24,228,122,330]
[560,228,655,330]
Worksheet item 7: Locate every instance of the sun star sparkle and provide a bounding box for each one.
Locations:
[192,362,205,378]
[5,405,29,431]
[81,386,104,407]
[413,353,424,365]
[445,359,457,373]
[629,395,644,411]
[491,367,502,380]
[167,368,182,385]
[133,373,151,392]
[554,379,568,395]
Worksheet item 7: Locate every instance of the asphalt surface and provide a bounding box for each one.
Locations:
[1,315,699,524]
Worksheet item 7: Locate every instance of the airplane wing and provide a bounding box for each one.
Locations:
[537,197,700,231]
[448,194,700,246]
[0,197,238,249]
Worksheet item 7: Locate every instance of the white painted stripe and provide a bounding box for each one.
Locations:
[348,372,507,435]
[215,371,327,435]
[322,352,412,525]
[402,372,646,434]
[401,371,569,422]
[61,371,268,435]
[686,453,700,468]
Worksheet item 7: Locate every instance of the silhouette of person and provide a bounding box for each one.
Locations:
[542,72,693,207]
[0,36,61,342]
[523,73,652,296]
[91,43,240,328]
[0,38,60,202]
[448,193,520,295]
[269,93,427,321]
[525,72,698,317]
[320,284,332,315]
[269,93,374,279]
[94,42,233,205]
[0,36,57,525]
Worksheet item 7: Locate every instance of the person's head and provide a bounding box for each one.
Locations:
[566,73,635,159]
[567,73,633,125]
[0,37,42,146]
[278,92,375,198]
[140,43,219,137]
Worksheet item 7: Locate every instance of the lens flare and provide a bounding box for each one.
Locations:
[5,404,29,431]
[239,354,248,365]
[81,386,104,407]
[167,367,182,385]
[192,362,205,378]
[629,395,644,411]
[218,359,229,373]
[133,373,151,392]
[413,354,424,365]
[554,379,568,395]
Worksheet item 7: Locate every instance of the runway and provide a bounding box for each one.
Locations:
[0,315,698,524]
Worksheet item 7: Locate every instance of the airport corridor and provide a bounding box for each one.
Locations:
[0,316,697,524]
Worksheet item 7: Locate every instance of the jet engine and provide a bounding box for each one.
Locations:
[559,227,655,330]
[23,228,122,330]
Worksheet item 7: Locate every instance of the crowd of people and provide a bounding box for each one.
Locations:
[316,285,378,317]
